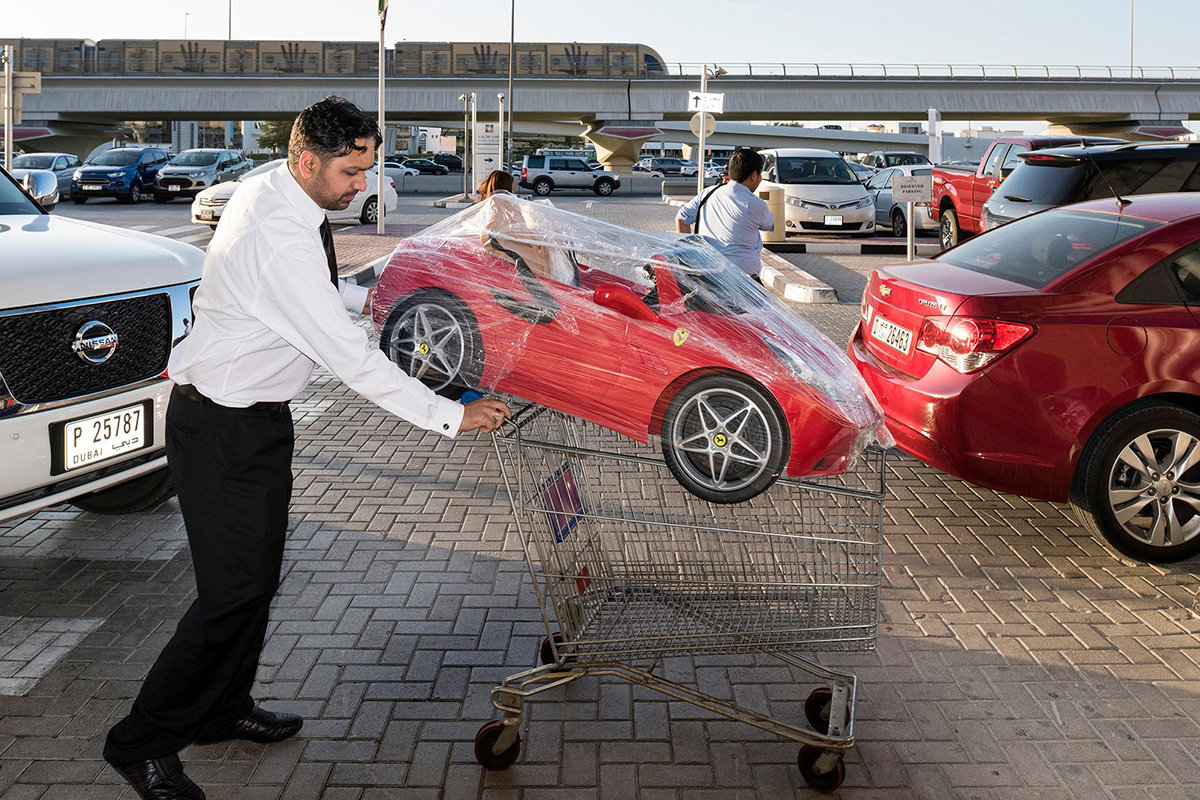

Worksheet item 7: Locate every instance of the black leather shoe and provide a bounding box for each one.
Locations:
[197,706,304,745]
[106,753,205,800]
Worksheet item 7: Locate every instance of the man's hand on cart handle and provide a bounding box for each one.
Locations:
[460,398,512,434]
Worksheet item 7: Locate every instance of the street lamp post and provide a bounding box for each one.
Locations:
[459,93,471,197]
[695,65,725,196]
[229,0,233,39]
[498,93,506,176]
[506,0,515,168]
[377,0,388,235]
[1130,0,1135,78]
[184,13,189,39]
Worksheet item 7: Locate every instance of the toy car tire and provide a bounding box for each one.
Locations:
[381,290,483,400]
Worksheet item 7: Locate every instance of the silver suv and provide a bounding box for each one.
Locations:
[520,155,621,196]
[154,148,250,203]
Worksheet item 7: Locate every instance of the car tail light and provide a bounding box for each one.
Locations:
[521,166,527,180]
[915,316,1034,373]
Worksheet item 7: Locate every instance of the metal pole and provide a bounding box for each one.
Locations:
[470,92,477,194]
[696,67,707,197]
[228,0,233,39]
[460,94,470,197]
[3,46,12,174]
[507,0,515,168]
[376,16,386,234]
[1130,0,1135,78]
[906,201,915,262]
[184,13,189,39]
[497,93,505,178]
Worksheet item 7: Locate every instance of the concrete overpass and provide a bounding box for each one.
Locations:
[15,70,1200,166]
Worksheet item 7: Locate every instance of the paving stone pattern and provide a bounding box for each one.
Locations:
[2,205,1200,798]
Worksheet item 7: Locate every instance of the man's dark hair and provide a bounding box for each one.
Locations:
[728,149,764,183]
[288,96,382,169]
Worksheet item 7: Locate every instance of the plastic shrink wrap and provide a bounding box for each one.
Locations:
[372,192,890,503]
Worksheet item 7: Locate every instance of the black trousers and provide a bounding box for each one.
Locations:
[104,386,294,765]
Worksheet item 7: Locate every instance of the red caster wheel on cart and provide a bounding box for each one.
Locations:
[797,745,846,792]
[474,720,521,771]
[538,632,574,666]
[804,687,834,733]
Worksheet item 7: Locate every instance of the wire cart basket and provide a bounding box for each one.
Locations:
[475,405,886,791]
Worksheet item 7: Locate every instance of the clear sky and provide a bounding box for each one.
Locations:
[11,0,1197,134]
[13,0,1193,68]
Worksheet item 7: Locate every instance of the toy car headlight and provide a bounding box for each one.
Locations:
[764,339,841,401]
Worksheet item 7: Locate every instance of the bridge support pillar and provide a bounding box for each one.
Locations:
[1046,119,1191,141]
[582,120,662,177]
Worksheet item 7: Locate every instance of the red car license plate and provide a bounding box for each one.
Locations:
[870,315,913,355]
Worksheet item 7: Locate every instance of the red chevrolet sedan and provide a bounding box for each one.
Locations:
[849,193,1200,562]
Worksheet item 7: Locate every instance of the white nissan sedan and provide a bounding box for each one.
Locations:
[191,158,398,229]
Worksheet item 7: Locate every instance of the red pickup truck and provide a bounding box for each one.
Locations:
[931,135,1124,248]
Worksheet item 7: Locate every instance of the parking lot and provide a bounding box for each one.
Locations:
[2,195,1200,799]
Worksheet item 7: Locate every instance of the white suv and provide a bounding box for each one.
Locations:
[0,167,203,521]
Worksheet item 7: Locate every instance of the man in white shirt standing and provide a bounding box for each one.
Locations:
[102,96,511,799]
[674,149,775,279]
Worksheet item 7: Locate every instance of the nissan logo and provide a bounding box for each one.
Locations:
[72,320,119,364]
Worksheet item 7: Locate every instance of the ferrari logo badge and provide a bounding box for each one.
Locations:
[879,284,892,298]
[673,329,690,347]
[418,343,430,355]
[713,434,727,447]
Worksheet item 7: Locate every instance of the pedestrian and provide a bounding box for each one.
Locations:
[102,96,511,800]
[674,148,775,279]
[477,168,515,199]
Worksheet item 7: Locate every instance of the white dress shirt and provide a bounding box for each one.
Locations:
[168,163,465,437]
[676,182,775,276]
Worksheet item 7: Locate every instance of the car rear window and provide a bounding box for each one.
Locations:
[526,156,545,168]
[938,208,1162,288]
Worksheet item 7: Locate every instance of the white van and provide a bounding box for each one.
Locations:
[758,148,875,237]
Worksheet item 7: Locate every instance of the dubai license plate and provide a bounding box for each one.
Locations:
[82,185,101,191]
[58,402,150,472]
[870,315,913,355]
[824,215,844,226]
[169,185,181,191]
[200,208,213,220]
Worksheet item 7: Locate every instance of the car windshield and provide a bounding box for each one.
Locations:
[0,170,43,214]
[170,152,219,166]
[240,160,283,180]
[776,156,859,185]
[89,151,141,166]
[12,155,55,169]
[886,153,931,166]
[938,208,1163,288]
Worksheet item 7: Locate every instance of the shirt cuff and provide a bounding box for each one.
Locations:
[339,280,370,314]
[431,396,466,438]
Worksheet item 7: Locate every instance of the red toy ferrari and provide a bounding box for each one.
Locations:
[373,194,886,504]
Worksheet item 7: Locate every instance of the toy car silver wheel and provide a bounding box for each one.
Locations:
[661,374,788,504]
[1071,402,1200,562]
[382,291,481,398]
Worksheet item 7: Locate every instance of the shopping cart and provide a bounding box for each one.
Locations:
[476,404,885,791]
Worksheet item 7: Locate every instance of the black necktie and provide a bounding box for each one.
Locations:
[318,218,338,286]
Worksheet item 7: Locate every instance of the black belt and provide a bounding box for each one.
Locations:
[174,383,289,415]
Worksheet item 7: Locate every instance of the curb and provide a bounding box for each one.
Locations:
[759,250,838,304]
[343,255,389,286]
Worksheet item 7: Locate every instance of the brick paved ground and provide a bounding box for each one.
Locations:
[2,199,1200,799]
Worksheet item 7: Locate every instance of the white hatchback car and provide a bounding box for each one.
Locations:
[191,159,398,228]
[0,168,203,522]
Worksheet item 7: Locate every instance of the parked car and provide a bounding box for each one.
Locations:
[931,136,1125,248]
[758,148,875,237]
[372,195,885,504]
[0,165,203,523]
[633,163,665,178]
[864,165,937,238]
[10,152,81,198]
[981,141,1200,231]
[844,159,877,183]
[71,146,170,204]
[638,157,699,177]
[403,158,450,175]
[383,159,420,185]
[191,159,397,228]
[861,151,932,170]
[432,153,463,172]
[153,148,250,203]
[520,155,621,196]
[848,192,1200,562]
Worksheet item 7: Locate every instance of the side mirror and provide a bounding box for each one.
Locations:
[22,171,59,206]
[593,282,658,323]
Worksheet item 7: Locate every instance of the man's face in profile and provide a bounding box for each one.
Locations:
[313,138,374,211]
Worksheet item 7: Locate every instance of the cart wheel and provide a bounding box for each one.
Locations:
[797,745,845,793]
[538,632,575,666]
[474,720,521,771]
[804,687,849,735]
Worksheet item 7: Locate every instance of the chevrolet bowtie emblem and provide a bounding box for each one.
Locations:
[879,285,892,298]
